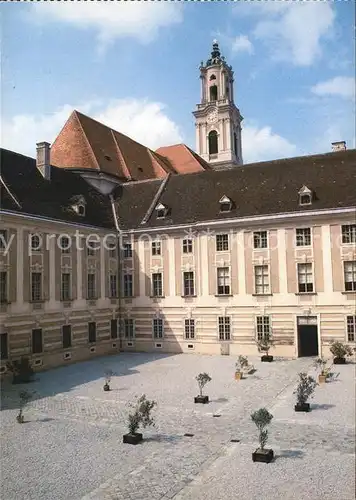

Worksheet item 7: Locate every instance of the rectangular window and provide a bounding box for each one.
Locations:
[0,230,7,251]
[342,224,356,244]
[256,316,270,341]
[32,328,43,354]
[87,240,96,256]
[182,238,193,254]
[216,234,229,251]
[123,274,133,297]
[218,316,231,341]
[253,231,268,249]
[344,261,356,291]
[184,319,195,339]
[123,243,132,258]
[297,263,314,293]
[346,316,356,342]
[31,272,42,301]
[152,241,161,256]
[296,228,311,247]
[183,271,195,296]
[62,324,72,349]
[124,319,134,339]
[88,322,96,343]
[0,271,7,303]
[254,265,269,294]
[61,273,71,301]
[110,319,118,339]
[110,274,118,298]
[0,333,8,360]
[87,273,96,299]
[153,318,164,339]
[152,273,163,297]
[217,267,230,295]
[60,236,71,254]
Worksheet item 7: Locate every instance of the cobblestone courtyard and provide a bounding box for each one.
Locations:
[1,352,355,500]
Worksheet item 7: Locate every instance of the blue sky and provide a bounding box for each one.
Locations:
[2,1,355,163]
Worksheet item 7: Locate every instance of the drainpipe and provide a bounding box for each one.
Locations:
[109,194,123,350]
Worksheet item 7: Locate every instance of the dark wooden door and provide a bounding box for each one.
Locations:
[298,325,318,357]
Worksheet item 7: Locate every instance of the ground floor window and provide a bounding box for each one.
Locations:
[184,319,195,339]
[0,333,8,360]
[347,316,356,342]
[153,318,163,339]
[256,316,271,341]
[218,316,230,340]
[124,319,134,339]
[88,322,96,343]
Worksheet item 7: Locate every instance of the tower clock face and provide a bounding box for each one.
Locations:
[207,108,218,124]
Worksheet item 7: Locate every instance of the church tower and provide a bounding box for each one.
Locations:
[193,40,243,169]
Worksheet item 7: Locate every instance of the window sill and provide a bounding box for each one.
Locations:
[150,296,165,299]
[29,299,45,304]
[215,294,233,297]
[86,298,98,301]
[60,298,73,302]
[0,300,11,305]
[295,292,317,296]
[342,291,356,294]
[182,295,197,298]
[252,293,273,297]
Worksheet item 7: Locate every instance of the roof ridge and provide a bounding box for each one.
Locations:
[111,129,132,180]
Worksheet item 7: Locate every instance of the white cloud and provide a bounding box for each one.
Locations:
[251,2,335,66]
[231,35,254,55]
[1,99,183,158]
[311,76,355,100]
[242,124,298,164]
[31,2,183,48]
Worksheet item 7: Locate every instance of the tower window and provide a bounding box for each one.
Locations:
[208,130,218,155]
[234,132,238,156]
[209,74,216,81]
[209,85,218,102]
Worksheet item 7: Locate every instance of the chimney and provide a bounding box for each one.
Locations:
[36,142,51,180]
[331,141,346,152]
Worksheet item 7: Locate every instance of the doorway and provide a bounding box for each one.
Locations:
[297,317,319,357]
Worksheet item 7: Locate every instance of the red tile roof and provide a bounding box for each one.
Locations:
[51,111,209,181]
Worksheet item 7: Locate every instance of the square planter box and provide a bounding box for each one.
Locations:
[123,433,143,445]
[318,374,327,384]
[194,395,209,404]
[261,355,274,362]
[235,372,243,380]
[252,448,274,463]
[294,403,310,412]
[333,357,346,365]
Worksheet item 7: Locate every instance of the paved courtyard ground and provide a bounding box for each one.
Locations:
[1,352,355,500]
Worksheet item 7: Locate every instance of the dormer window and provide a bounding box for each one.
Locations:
[70,195,87,217]
[77,204,85,216]
[298,186,312,206]
[219,195,232,213]
[155,203,168,219]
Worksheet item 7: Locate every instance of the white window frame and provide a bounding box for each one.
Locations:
[184,319,195,339]
[182,238,193,254]
[87,273,96,300]
[217,266,230,295]
[30,234,41,253]
[153,318,164,339]
[123,242,132,258]
[110,273,119,298]
[152,272,163,297]
[296,227,312,247]
[346,315,356,342]
[256,316,271,341]
[342,224,356,245]
[216,234,229,252]
[297,262,314,293]
[152,240,161,256]
[344,261,356,292]
[253,231,268,249]
[0,271,8,303]
[60,236,71,254]
[183,271,195,296]
[122,273,133,298]
[254,265,270,295]
[218,316,231,341]
[123,318,135,339]
[61,272,71,301]
[31,271,42,301]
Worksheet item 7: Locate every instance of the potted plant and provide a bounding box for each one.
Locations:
[294,372,317,412]
[251,408,274,463]
[313,357,330,384]
[6,357,34,384]
[16,390,36,423]
[256,333,275,362]
[329,341,353,364]
[235,355,248,380]
[194,373,212,403]
[103,369,114,391]
[123,394,157,445]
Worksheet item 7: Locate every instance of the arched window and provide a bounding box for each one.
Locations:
[209,85,218,101]
[209,74,216,81]
[208,131,218,155]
